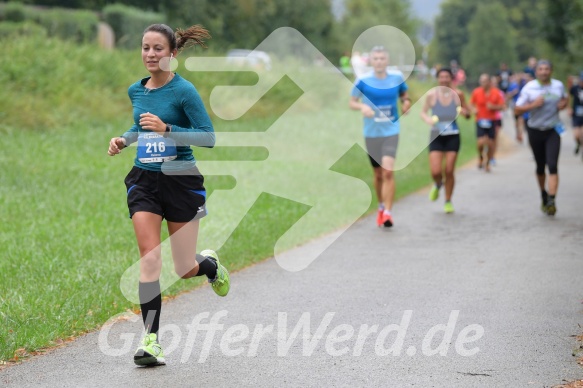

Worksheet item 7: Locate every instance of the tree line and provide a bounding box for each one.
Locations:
[430,0,583,78]
[5,0,582,77]
[5,0,419,60]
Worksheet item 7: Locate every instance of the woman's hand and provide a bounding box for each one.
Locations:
[423,115,437,126]
[139,112,166,133]
[108,137,126,156]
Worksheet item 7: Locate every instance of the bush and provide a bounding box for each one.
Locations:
[0,35,139,131]
[102,3,164,50]
[28,7,99,44]
[0,2,27,23]
[0,21,47,39]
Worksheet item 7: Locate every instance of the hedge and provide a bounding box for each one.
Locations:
[102,3,164,50]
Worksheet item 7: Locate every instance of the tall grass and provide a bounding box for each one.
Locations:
[0,36,477,362]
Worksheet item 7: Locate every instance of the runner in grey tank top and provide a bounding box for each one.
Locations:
[431,92,460,137]
[421,68,470,214]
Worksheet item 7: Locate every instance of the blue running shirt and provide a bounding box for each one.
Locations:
[351,72,408,138]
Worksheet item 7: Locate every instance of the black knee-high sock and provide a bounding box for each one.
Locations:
[139,280,161,336]
[195,254,217,280]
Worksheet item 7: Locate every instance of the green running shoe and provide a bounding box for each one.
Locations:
[201,249,230,297]
[546,198,556,216]
[429,185,440,201]
[134,333,165,366]
[444,201,454,214]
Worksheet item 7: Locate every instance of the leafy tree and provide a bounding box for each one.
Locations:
[267,0,334,56]
[498,0,545,61]
[531,0,583,77]
[564,1,583,65]
[433,0,546,69]
[5,0,418,64]
[544,0,572,53]
[165,0,335,56]
[341,0,417,41]
[14,0,161,11]
[432,0,477,66]
[460,1,517,79]
[332,0,419,61]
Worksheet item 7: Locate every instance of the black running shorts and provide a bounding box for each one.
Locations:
[429,132,460,152]
[572,116,583,128]
[476,122,496,139]
[124,166,207,222]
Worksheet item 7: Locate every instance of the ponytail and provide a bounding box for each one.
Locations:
[143,24,211,52]
[176,25,211,51]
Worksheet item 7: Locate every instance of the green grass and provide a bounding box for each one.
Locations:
[0,36,477,362]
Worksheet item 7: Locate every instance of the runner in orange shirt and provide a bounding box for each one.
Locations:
[469,74,506,172]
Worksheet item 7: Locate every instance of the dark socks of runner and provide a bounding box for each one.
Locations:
[195,254,218,279]
[139,280,161,336]
[548,195,556,203]
[541,190,548,204]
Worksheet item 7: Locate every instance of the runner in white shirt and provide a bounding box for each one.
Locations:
[515,60,568,216]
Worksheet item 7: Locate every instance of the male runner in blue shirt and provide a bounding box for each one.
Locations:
[349,46,411,227]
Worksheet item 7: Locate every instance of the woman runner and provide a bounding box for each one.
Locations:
[107,23,230,366]
[421,68,470,213]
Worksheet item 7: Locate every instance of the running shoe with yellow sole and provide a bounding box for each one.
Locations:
[134,333,165,366]
[444,201,454,214]
[429,185,440,201]
[201,249,230,297]
[545,198,556,216]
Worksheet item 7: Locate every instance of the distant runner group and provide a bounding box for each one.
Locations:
[349,49,573,227]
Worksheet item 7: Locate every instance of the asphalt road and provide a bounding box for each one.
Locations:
[2,120,582,387]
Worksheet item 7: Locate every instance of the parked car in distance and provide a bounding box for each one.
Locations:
[226,49,272,70]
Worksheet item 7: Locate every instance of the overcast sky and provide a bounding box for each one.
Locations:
[410,0,443,22]
[332,0,443,22]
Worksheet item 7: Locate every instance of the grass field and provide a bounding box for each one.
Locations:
[0,36,478,362]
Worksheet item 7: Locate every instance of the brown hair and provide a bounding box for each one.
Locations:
[436,67,453,78]
[143,24,211,52]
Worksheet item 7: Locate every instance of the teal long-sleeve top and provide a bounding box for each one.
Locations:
[121,73,215,172]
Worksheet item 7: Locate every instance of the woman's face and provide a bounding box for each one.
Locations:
[142,31,173,73]
[437,71,452,86]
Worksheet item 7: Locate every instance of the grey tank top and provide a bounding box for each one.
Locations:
[431,93,459,135]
